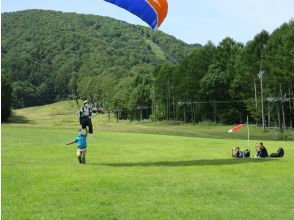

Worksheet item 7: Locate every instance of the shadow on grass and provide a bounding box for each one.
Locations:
[94,158,275,167]
[7,114,32,124]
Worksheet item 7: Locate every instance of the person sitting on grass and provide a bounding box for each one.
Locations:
[255,142,268,158]
[255,143,260,157]
[66,128,88,164]
[232,147,242,158]
[232,147,250,158]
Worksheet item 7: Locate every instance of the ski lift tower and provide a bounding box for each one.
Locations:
[258,70,265,130]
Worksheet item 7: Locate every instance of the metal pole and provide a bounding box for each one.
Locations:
[267,102,271,128]
[278,101,283,133]
[141,107,143,122]
[116,109,119,123]
[258,71,265,130]
[213,101,217,123]
[173,96,176,121]
[254,77,258,126]
[289,88,293,128]
[184,104,187,123]
[254,77,258,109]
[154,91,156,122]
[261,75,265,129]
[247,115,250,151]
[280,84,286,128]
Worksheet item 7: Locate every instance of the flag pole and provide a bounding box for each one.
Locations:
[247,115,250,151]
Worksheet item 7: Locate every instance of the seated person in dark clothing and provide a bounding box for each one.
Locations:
[257,142,268,158]
[270,148,284,158]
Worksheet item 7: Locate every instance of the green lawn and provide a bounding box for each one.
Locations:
[2,101,294,219]
[2,125,294,220]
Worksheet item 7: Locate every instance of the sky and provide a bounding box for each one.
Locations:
[1,0,294,45]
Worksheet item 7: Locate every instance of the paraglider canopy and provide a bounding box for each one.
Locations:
[104,0,168,30]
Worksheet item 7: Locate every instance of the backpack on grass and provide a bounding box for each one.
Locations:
[270,148,284,158]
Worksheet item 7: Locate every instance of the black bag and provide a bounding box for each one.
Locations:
[244,150,250,158]
[270,148,284,158]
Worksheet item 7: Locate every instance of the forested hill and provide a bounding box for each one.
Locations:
[1,10,195,107]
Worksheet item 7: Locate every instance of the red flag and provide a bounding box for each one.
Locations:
[228,124,245,133]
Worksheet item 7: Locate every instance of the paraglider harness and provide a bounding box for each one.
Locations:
[79,104,93,134]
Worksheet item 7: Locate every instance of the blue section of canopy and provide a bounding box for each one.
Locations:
[105,0,158,29]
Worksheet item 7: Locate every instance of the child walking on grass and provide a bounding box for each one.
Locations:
[66,128,88,164]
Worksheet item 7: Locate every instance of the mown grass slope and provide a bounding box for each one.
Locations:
[9,100,294,141]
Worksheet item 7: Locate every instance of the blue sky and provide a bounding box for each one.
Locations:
[2,0,294,45]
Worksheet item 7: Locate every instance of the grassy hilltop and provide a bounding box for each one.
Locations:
[8,100,294,141]
[2,101,294,219]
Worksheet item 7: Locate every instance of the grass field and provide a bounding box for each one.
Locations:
[2,101,294,219]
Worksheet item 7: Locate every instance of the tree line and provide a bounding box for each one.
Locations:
[153,21,294,128]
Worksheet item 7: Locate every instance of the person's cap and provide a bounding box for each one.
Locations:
[83,100,89,105]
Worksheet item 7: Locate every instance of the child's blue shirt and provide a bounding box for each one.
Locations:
[74,134,87,149]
